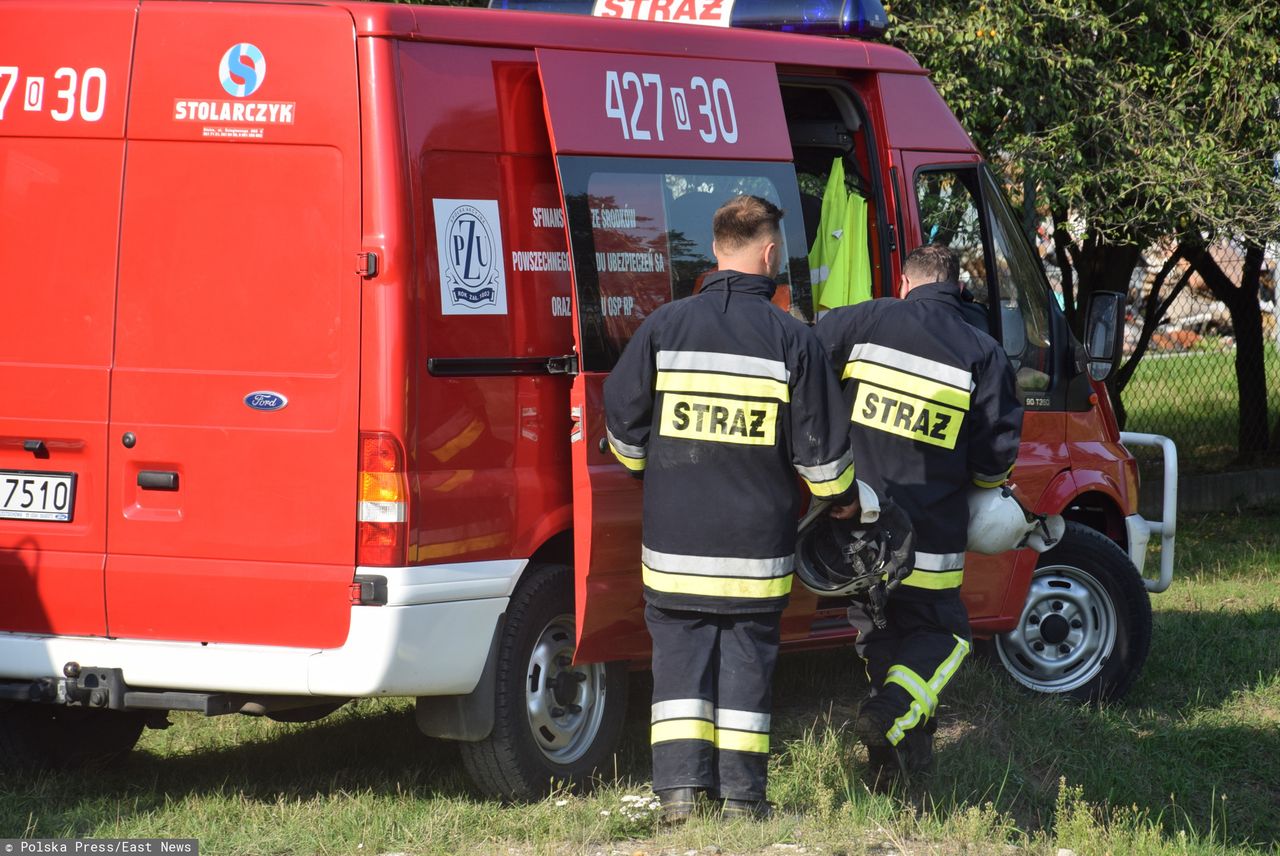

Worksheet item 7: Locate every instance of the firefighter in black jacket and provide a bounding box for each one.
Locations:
[815,244,1022,783]
[605,196,866,822]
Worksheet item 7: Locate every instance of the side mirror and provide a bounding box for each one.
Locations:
[1082,291,1125,382]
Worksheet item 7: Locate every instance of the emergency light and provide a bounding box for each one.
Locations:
[488,0,889,39]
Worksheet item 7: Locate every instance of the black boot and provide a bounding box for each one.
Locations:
[721,798,773,820]
[657,787,698,825]
[855,704,904,790]
[896,726,936,778]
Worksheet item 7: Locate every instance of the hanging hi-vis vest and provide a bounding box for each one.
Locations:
[604,271,859,614]
[807,158,872,312]
[808,158,847,294]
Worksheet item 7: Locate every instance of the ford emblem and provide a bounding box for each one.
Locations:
[244,391,288,412]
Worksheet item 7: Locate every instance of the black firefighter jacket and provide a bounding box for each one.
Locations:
[815,280,1023,600]
[604,271,859,614]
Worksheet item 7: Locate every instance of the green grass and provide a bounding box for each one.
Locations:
[2,508,1278,854]
[1121,342,1280,472]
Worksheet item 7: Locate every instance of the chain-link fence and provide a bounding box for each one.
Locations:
[1042,241,1280,472]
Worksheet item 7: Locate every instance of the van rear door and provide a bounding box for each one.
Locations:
[0,1,136,636]
[104,3,362,648]
[536,49,802,662]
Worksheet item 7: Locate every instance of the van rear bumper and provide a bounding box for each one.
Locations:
[0,559,528,698]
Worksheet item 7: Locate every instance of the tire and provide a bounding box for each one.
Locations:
[991,521,1152,702]
[460,564,628,800]
[0,702,146,772]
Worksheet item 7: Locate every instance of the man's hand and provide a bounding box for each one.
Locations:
[828,499,860,520]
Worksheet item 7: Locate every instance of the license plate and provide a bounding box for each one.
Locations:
[0,470,77,522]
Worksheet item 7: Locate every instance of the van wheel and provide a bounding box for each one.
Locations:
[460,564,628,800]
[0,702,146,771]
[992,522,1152,702]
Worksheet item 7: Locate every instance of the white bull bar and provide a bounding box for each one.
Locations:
[1118,431,1177,593]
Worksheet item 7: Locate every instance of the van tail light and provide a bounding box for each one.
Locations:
[357,432,409,567]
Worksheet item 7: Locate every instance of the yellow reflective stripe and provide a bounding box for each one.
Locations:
[651,718,715,745]
[609,444,646,472]
[844,361,971,411]
[715,728,769,754]
[972,467,1013,489]
[886,665,936,716]
[657,370,790,403]
[642,565,793,600]
[803,460,856,498]
[885,638,971,745]
[898,568,964,590]
[929,636,971,694]
[846,343,973,391]
[887,701,927,746]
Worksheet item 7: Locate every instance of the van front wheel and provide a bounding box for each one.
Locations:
[992,521,1152,702]
[460,564,628,800]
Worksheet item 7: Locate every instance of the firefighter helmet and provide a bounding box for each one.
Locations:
[795,499,916,597]
[966,485,1065,554]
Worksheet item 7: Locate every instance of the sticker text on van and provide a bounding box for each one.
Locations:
[173,99,296,125]
[592,0,734,27]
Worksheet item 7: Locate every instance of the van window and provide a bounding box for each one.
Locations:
[913,166,1054,397]
[913,169,987,299]
[980,167,1053,393]
[557,157,810,372]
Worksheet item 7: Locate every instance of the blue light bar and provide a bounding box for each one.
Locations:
[487,0,890,40]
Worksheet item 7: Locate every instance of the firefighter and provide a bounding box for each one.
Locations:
[604,195,866,822]
[814,243,1022,785]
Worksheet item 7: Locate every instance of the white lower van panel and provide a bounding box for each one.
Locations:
[0,559,530,698]
[308,598,505,695]
[0,598,506,698]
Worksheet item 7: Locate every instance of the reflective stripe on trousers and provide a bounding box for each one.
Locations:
[886,636,970,745]
[645,604,780,800]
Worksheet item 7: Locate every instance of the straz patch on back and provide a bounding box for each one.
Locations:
[659,394,777,446]
[852,386,964,449]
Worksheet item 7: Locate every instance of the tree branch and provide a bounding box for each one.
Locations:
[1115,243,1188,393]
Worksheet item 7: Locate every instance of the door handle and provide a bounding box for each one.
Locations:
[137,471,179,491]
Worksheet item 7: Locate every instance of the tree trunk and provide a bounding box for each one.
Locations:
[1114,244,1190,395]
[1189,242,1270,462]
[1051,205,1077,330]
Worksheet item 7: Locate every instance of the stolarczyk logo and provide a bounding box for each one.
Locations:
[219,43,266,97]
[443,204,500,308]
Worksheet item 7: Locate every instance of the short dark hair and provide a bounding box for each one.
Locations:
[712,195,784,252]
[902,243,959,284]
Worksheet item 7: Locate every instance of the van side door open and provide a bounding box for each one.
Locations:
[535,49,806,662]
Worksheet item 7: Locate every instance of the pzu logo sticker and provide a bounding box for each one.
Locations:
[219,43,266,97]
[433,199,509,316]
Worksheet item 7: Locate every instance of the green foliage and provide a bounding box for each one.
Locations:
[887,0,1280,248]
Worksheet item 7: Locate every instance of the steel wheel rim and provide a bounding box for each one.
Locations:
[995,563,1118,694]
[524,613,607,765]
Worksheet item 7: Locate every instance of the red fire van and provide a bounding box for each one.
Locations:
[0,0,1175,799]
